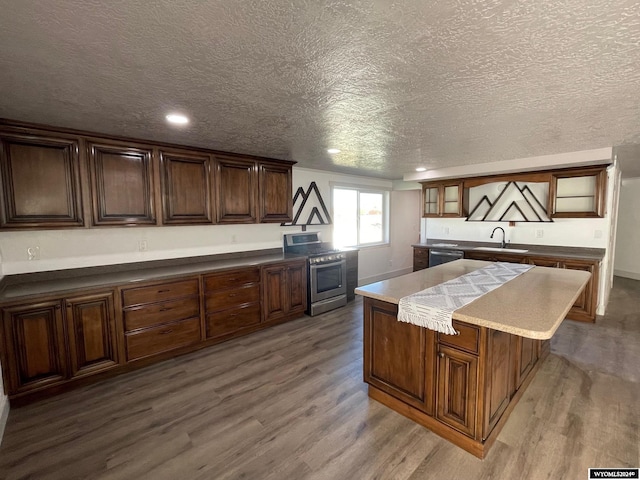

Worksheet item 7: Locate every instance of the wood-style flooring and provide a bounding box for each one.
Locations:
[0,277,639,479]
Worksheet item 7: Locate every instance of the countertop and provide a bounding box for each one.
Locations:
[0,249,303,303]
[354,259,591,340]
[414,239,605,261]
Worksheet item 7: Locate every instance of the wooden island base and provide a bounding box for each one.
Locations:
[363,297,550,459]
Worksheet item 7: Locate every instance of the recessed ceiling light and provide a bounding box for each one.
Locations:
[416,167,427,172]
[327,148,341,154]
[166,113,189,125]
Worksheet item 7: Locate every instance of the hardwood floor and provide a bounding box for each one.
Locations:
[0,277,638,479]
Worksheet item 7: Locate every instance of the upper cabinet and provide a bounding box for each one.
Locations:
[421,166,608,221]
[88,140,156,226]
[215,156,257,224]
[258,162,293,223]
[551,167,607,218]
[0,120,296,230]
[160,149,213,224]
[422,181,463,218]
[0,132,85,228]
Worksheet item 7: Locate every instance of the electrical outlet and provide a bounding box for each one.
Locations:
[535,229,544,239]
[443,227,450,235]
[138,240,148,252]
[27,246,40,260]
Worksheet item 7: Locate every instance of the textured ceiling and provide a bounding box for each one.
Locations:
[1,0,639,179]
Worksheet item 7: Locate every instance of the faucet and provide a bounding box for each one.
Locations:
[490,227,506,248]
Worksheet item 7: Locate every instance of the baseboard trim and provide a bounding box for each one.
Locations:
[614,270,640,281]
[358,267,413,286]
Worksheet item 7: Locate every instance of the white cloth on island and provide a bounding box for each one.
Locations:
[398,262,534,335]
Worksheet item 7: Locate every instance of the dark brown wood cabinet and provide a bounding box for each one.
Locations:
[562,259,598,322]
[160,149,213,224]
[413,247,429,271]
[364,298,435,415]
[482,329,514,438]
[422,181,463,218]
[88,141,156,225]
[0,132,84,228]
[261,259,307,323]
[436,344,478,438]
[258,162,292,223]
[65,291,119,378]
[514,336,537,389]
[345,249,359,301]
[204,267,261,339]
[215,156,257,224]
[1,301,68,394]
[121,278,201,361]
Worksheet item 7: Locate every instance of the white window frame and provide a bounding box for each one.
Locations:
[330,182,390,248]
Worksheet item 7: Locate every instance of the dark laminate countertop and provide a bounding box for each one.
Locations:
[0,248,304,304]
[413,239,605,261]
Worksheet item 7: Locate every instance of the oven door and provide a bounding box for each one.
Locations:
[309,259,347,303]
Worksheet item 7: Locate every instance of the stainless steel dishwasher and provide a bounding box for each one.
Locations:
[428,249,464,267]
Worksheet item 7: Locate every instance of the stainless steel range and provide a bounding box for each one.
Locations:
[283,232,347,316]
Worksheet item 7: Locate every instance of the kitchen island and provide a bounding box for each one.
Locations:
[354,259,591,458]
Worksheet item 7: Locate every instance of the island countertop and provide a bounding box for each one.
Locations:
[354,259,591,340]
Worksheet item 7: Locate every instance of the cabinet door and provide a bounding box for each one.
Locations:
[65,291,120,378]
[160,150,213,224]
[345,250,359,300]
[88,141,156,225]
[515,336,537,389]
[287,261,307,314]
[551,167,606,218]
[364,298,434,413]
[563,259,597,322]
[483,329,513,439]
[422,185,440,217]
[442,182,463,217]
[261,265,287,322]
[215,156,256,224]
[1,301,67,394]
[436,345,478,438]
[0,133,84,228]
[258,163,292,223]
[413,247,429,271]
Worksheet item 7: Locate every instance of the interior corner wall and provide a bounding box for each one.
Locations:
[614,177,640,280]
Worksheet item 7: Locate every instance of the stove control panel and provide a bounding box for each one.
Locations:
[308,252,346,265]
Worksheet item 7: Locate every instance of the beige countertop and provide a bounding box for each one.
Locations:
[355,259,591,340]
[0,249,303,303]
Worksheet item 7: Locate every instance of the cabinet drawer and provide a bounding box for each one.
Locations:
[438,321,480,354]
[414,248,429,258]
[124,297,200,331]
[204,268,260,291]
[122,279,199,307]
[125,317,201,361]
[206,284,260,312]
[206,303,261,339]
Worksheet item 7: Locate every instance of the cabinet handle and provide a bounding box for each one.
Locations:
[160,329,173,335]
[438,352,445,358]
[158,289,170,293]
[228,293,237,297]
[55,304,62,310]
[159,307,172,312]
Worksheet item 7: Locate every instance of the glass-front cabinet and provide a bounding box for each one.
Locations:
[551,167,607,218]
[422,181,463,218]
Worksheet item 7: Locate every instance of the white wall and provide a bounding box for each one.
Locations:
[614,177,640,280]
[0,168,417,286]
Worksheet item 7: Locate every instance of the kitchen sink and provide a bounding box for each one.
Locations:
[473,247,529,253]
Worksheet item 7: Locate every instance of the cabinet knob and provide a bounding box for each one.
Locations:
[438,352,445,358]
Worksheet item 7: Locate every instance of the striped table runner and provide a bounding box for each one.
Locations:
[398,262,534,335]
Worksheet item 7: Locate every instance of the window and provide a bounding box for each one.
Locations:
[332,185,389,247]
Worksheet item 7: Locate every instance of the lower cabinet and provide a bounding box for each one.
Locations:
[65,292,119,379]
[261,259,307,323]
[413,247,429,271]
[0,291,120,397]
[345,249,359,301]
[121,278,201,361]
[204,267,261,339]
[436,344,478,438]
[363,296,544,457]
